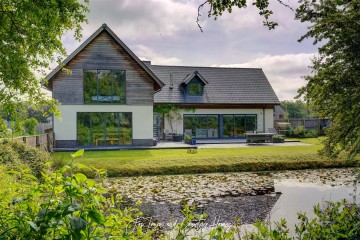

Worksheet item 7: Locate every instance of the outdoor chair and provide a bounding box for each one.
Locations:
[164,129,173,141]
[268,128,285,137]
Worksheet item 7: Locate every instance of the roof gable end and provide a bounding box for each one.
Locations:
[45,24,164,91]
[182,71,208,85]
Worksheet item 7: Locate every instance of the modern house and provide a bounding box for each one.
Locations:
[46,24,280,148]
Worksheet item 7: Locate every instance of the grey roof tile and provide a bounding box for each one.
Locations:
[150,65,280,105]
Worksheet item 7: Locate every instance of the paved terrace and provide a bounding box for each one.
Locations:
[53,140,307,152]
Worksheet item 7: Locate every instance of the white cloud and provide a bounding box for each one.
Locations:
[82,0,199,40]
[134,45,183,65]
[214,53,315,100]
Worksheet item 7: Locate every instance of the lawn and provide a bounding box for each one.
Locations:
[51,138,359,177]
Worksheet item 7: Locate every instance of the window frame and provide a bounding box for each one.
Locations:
[83,69,126,104]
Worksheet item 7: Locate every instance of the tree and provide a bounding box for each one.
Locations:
[282,100,310,119]
[197,0,294,31]
[0,0,89,119]
[296,0,360,159]
[199,0,359,159]
[24,118,38,135]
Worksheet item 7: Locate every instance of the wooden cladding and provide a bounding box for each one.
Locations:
[52,31,154,105]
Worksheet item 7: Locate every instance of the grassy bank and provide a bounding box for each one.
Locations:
[51,140,359,177]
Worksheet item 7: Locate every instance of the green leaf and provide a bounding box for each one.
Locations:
[23,174,38,181]
[6,170,20,176]
[28,221,39,231]
[74,173,87,182]
[76,163,90,170]
[70,217,87,231]
[88,210,106,224]
[64,203,82,216]
[71,149,84,159]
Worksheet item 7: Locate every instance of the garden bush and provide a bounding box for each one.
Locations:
[0,139,51,179]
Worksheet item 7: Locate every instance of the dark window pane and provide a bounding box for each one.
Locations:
[120,113,132,145]
[97,70,112,103]
[77,113,91,146]
[195,115,207,138]
[92,113,105,146]
[84,70,97,103]
[223,115,234,138]
[112,70,126,103]
[189,83,202,95]
[246,115,257,132]
[105,113,119,145]
[207,115,219,138]
[234,115,246,137]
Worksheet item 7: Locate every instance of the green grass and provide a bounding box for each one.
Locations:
[51,139,359,177]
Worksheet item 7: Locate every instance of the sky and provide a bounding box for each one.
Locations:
[60,0,319,101]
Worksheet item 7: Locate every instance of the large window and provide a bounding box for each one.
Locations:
[77,112,132,146]
[183,114,257,139]
[184,115,219,138]
[84,70,126,104]
[222,114,257,138]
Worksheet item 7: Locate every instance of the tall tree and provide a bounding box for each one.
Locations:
[199,0,359,159]
[0,0,89,119]
[296,0,360,159]
[282,100,310,119]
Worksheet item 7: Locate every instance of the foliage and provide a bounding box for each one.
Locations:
[0,119,10,138]
[24,118,39,135]
[0,140,51,179]
[184,134,191,140]
[0,0,89,119]
[243,200,360,239]
[281,100,310,119]
[295,0,360,159]
[12,120,25,136]
[0,149,157,239]
[197,0,288,31]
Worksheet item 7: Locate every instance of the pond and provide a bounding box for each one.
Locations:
[105,168,360,231]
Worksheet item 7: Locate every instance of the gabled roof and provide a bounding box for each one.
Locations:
[182,71,208,85]
[150,65,280,105]
[45,24,164,91]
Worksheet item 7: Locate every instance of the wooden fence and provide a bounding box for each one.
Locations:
[14,133,54,152]
[36,123,52,134]
[274,118,330,134]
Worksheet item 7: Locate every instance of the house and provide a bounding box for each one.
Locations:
[46,24,280,148]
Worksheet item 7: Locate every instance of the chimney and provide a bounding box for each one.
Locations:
[169,72,174,89]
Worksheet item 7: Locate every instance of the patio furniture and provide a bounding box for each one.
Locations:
[268,128,285,137]
[164,129,173,141]
[245,132,275,144]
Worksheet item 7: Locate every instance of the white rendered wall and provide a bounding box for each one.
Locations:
[164,108,274,135]
[54,105,153,140]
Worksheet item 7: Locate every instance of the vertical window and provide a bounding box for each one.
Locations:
[84,70,126,104]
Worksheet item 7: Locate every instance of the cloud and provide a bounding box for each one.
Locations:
[82,0,199,40]
[214,53,315,100]
[134,45,183,65]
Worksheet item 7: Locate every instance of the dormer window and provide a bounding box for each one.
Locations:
[188,81,203,95]
[182,71,208,96]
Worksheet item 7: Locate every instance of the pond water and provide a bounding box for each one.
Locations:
[106,168,360,231]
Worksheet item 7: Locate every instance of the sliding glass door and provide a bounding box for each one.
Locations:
[184,115,219,139]
[222,114,257,138]
[77,112,132,146]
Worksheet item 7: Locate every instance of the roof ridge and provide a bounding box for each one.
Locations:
[149,64,263,70]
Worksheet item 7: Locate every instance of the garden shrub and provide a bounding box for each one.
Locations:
[12,120,25,135]
[293,125,306,138]
[24,117,38,135]
[305,129,318,138]
[0,139,50,179]
[243,200,360,239]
